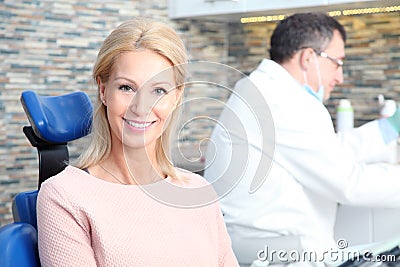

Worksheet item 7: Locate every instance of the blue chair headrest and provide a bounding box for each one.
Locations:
[21,90,93,143]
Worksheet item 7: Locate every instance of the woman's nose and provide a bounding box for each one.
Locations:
[129,91,153,116]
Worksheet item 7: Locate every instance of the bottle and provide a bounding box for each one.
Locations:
[336,99,354,132]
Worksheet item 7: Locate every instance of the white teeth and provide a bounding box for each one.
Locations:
[125,120,152,128]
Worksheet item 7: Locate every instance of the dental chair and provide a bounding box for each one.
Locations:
[0,90,93,267]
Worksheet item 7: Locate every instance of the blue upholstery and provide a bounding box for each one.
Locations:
[21,90,93,143]
[0,90,94,267]
[12,190,39,230]
[0,222,40,267]
[21,91,94,186]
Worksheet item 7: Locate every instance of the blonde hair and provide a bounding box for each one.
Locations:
[74,17,188,181]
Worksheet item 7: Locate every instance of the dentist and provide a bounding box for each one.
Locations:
[204,12,400,265]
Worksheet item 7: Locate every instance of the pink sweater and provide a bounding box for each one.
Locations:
[37,166,239,267]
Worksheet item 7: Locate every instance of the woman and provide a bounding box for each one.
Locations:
[37,17,239,267]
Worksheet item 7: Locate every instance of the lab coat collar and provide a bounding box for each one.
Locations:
[256,59,292,80]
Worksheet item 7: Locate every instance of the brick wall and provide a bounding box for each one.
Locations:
[0,0,229,225]
[1,0,399,225]
[226,12,400,126]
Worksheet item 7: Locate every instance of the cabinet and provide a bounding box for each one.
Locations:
[328,0,376,4]
[334,205,400,246]
[245,0,327,13]
[169,0,246,19]
[169,0,384,20]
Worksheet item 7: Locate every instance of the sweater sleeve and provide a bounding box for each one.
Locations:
[216,203,239,267]
[37,181,97,267]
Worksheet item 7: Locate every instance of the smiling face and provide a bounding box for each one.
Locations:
[98,50,181,153]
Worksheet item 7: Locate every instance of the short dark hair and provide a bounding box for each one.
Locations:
[269,12,346,63]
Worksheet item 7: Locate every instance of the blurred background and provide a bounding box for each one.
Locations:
[0,0,399,225]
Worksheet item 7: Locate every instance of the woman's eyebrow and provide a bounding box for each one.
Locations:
[114,76,138,86]
[114,76,174,89]
[152,81,173,86]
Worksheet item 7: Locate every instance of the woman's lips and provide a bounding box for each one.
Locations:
[123,118,155,132]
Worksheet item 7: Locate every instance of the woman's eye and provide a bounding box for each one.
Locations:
[118,85,134,92]
[154,87,168,95]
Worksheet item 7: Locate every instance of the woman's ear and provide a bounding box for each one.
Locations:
[299,48,315,71]
[97,77,106,103]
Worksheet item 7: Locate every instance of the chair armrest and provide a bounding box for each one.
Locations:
[0,222,40,267]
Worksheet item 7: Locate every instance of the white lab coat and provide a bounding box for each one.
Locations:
[204,59,400,261]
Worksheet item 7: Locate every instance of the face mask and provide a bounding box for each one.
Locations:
[303,84,325,102]
[302,53,325,102]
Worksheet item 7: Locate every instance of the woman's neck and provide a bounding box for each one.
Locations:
[106,144,163,185]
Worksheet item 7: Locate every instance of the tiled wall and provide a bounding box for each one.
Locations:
[0,0,229,225]
[1,0,399,225]
[226,12,400,126]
